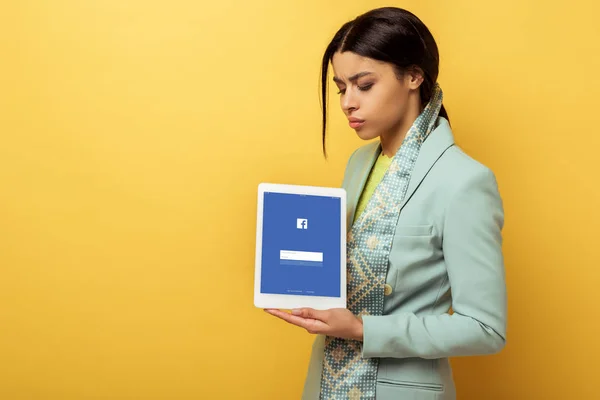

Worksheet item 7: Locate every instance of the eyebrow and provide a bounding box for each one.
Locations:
[332,71,374,84]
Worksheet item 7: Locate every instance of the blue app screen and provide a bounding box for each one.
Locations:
[260,192,341,297]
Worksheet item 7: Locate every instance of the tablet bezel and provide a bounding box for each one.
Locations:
[254,182,347,310]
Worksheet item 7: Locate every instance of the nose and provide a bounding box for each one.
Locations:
[342,89,359,114]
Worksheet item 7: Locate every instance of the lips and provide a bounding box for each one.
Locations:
[348,117,365,129]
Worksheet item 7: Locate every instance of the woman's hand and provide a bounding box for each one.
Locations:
[264,308,363,341]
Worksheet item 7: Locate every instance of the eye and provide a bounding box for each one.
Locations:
[358,83,373,91]
[337,88,346,95]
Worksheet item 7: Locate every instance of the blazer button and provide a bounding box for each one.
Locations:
[384,284,393,296]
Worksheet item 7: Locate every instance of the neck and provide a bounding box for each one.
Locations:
[380,95,422,157]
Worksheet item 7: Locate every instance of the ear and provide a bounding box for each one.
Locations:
[405,66,425,90]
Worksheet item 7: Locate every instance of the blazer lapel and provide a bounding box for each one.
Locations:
[345,142,380,232]
[399,117,455,212]
[343,118,454,231]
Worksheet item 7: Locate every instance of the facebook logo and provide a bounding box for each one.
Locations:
[297,218,308,229]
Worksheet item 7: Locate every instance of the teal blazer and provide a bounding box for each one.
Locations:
[301,118,507,399]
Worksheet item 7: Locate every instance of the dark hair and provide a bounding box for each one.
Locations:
[320,7,449,157]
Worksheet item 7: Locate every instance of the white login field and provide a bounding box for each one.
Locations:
[279,250,324,266]
[280,250,323,262]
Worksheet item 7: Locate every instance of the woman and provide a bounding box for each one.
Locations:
[265,7,507,400]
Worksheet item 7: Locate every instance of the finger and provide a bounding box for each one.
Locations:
[265,309,312,329]
[303,318,328,335]
[292,308,327,321]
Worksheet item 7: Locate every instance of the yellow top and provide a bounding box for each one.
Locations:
[353,152,393,223]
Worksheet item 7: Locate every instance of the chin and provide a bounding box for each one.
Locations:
[355,128,379,141]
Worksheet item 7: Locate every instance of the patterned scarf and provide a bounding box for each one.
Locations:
[319,84,444,399]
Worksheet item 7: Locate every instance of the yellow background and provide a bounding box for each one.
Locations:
[1,1,598,399]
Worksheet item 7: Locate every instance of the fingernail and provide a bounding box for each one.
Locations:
[291,309,301,315]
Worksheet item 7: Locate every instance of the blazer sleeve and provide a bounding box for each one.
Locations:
[360,167,507,359]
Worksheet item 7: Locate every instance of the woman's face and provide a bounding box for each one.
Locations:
[331,51,420,141]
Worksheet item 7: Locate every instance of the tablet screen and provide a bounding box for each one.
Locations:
[260,191,342,298]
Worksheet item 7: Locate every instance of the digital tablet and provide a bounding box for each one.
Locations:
[254,183,347,310]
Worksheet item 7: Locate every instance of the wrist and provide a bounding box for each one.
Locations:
[354,318,364,341]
